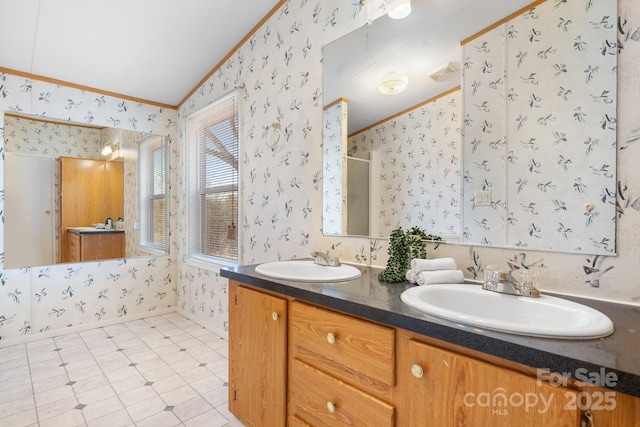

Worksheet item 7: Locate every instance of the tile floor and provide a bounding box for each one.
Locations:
[0,312,244,427]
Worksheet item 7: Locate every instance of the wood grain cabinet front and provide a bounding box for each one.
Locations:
[290,359,394,427]
[290,301,395,398]
[289,301,396,426]
[228,282,287,427]
[397,337,581,427]
[227,279,640,427]
[66,231,124,262]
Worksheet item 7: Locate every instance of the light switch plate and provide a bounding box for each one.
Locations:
[475,191,492,206]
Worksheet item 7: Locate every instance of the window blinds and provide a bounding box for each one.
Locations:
[186,92,240,263]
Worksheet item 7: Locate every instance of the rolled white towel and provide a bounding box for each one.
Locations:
[416,269,465,286]
[411,257,457,272]
[405,269,417,284]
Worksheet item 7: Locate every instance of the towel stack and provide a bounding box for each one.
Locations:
[405,258,465,285]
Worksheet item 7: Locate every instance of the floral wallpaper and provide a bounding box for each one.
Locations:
[462,0,617,254]
[0,74,179,343]
[1,0,638,347]
[347,89,462,238]
[322,99,348,235]
[178,0,640,341]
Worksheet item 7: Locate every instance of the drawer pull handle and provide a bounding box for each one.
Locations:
[326,333,336,344]
[271,312,279,321]
[327,401,336,413]
[411,363,424,379]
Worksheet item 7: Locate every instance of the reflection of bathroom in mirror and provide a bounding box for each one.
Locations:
[322,0,617,256]
[3,113,169,268]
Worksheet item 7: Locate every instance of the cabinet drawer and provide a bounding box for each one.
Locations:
[290,359,394,427]
[291,301,395,392]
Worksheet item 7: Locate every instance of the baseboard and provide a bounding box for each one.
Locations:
[0,306,177,349]
[175,307,228,341]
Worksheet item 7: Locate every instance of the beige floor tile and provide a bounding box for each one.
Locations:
[35,394,78,421]
[0,382,33,405]
[30,365,66,383]
[173,395,213,422]
[0,395,36,420]
[158,384,200,406]
[151,374,189,394]
[32,373,70,394]
[72,373,111,395]
[189,374,225,395]
[38,408,85,427]
[142,364,177,382]
[76,383,116,405]
[119,385,160,407]
[81,395,125,421]
[86,408,134,427]
[34,384,75,406]
[0,364,31,381]
[103,365,139,383]
[110,372,148,394]
[135,410,183,427]
[0,407,38,427]
[135,356,169,373]
[1,313,232,427]
[201,385,229,408]
[183,408,229,427]
[126,395,167,422]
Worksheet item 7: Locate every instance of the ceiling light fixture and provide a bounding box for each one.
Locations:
[388,1,412,19]
[378,71,408,95]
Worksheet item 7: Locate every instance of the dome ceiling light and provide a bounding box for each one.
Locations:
[388,1,412,19]
[377,71,409,95]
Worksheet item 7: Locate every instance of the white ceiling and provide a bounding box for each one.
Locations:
[0,0,280,107]
[324,0,533,134]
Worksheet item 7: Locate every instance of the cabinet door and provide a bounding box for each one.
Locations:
[402,339,580,427]
[60,157,106,262]
[228,282,287,427]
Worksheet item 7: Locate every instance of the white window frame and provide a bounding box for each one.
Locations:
[138,135,168,254]
[185,92,241,268]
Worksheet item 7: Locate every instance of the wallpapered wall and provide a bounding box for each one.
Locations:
[3,116,148,259]
[1,0,638,345]
[178,0,640,338]
[322,100,348,236]
[462,0,617,255]
[347,89,462,238]
[0,76,180,343]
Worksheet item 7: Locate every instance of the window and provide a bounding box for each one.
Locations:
[139,135,167,252]
[186,92,240,265]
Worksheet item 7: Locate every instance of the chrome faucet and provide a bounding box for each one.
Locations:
[482,271,540,298]
[310,250,341,267]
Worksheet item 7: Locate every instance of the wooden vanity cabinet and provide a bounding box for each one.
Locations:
[228,282,288,427]
[229,280,640,427]
[289,301,395,427]
[396,333,580,426]
[66,231,124,262]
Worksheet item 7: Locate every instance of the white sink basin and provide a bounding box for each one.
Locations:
[400,285,614,339]
[255,260,361,282]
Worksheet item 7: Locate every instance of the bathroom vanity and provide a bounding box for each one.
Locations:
[222,264,640,427]
[66,228,125,262]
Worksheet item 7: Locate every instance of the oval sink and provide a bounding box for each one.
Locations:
[255,260,361,282]
[400,285,614,339]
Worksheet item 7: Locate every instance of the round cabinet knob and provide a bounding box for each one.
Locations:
[327,401,336,413]
[326,333,336,344]
[411,363,424,379]
[271,312,279,321]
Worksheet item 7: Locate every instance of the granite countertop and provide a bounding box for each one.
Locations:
[221,262,640,397]
[67,227,125,235]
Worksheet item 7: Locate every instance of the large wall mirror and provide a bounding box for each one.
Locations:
[3,113,170,269]
[322,0,617,256]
